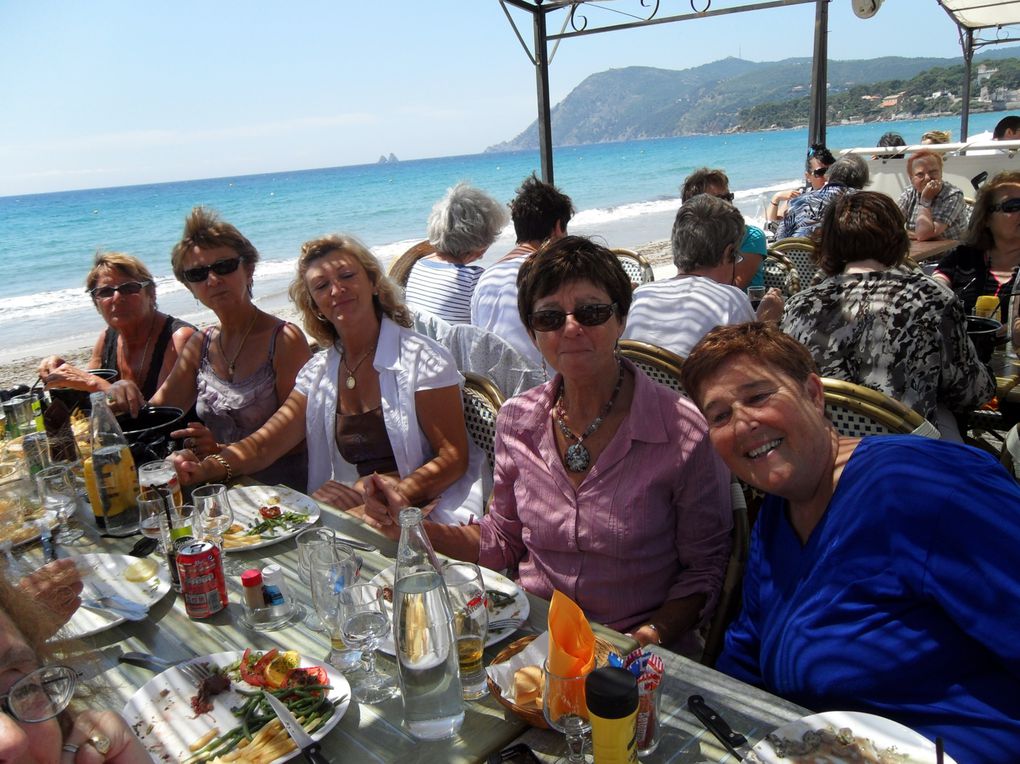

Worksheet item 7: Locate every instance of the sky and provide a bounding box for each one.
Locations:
[0,0,1009,196]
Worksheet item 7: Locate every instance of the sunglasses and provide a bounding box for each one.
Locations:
[990,198,1020,214]
[714,192,735,202]
[88,280,151,300]
[183,256,243,283]
[809,167,828,178]
[528,302,617,332]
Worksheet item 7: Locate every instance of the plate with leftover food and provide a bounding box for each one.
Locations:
[222,485,321,552]
[122,648,350,764]
[63,553,172,638]
[745,711,957,763]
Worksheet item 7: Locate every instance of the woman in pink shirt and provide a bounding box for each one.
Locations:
[366,236,732,654]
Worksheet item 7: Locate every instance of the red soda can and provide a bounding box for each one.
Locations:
[176,540,227,619]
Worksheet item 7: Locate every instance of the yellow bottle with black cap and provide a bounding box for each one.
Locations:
[585,667,639,764]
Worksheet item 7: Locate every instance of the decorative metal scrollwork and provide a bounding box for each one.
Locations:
[568,0,664,33]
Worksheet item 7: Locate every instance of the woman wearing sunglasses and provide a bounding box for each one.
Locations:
[0,571,147,762]
[173,233,482,524]
[935,171,1020,340]
[38,252,195,398]
[363,236,733,655]
[111,207,310,490]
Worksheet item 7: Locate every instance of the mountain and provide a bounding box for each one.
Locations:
[487,47,1020,151]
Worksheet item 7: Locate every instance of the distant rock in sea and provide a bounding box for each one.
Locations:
[377,153,400,164]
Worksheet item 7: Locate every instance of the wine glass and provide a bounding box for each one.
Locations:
[543,660,593,764]
[340,582,397,703]
[310,548,363,673]
[136,493,170,553]
[191,484,234,543]
[36,463,84,544]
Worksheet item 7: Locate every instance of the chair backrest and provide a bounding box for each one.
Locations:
[771,237,818,290]
[701,479,751,668]
[441,323,545,398]
[617,340,685,395]
[822,378,939,438]
[462,371,505,501]
[613,248,655,288]
[388,240,436,288]
[762,251,801,295]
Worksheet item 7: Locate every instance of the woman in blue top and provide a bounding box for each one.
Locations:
[681,321,1020,764]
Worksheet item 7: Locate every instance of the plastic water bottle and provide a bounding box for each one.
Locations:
[392,507,464,740]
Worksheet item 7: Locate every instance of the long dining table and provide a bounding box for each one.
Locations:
[36,482,808,763]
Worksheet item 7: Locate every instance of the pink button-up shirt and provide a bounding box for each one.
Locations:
[478,361,733,636]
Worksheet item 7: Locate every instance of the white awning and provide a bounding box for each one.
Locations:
[939,0,1020,30]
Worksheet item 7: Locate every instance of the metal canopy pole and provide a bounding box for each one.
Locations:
[808,0,828,147]
[533,6,555,184]
[960,27,974,141]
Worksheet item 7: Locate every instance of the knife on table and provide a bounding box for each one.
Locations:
[687,694,753,761]
[263,691,330,764]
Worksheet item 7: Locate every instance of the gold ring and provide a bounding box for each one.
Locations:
[88,733,112,755]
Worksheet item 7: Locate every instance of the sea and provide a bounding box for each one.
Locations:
[0,112,1006,364]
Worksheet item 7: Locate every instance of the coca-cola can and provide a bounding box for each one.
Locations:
[177,540,227,619]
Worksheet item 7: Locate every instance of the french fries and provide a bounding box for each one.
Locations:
[222,533,266,549]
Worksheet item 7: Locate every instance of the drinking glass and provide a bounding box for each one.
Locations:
[138,459,183,509]
[340,582,397,703]
[543,660,593,764]
[36,464,84,544]
[136,493,170,553]
[975,294,1000,319]
[297,527,336,631]
[443,561,488,699]
[191,484,234,544]
[747,286,766,311]
[5,395,36,437]
[310,550,363,673]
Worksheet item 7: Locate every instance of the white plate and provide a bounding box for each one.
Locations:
[4,509,59,548]
[744,711,958,763]
[123,650,350,764]
[369,564,529,655]
[224,485,321,553]
[62,552,172,639]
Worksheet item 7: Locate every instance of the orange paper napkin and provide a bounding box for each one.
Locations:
[547,591,596,717]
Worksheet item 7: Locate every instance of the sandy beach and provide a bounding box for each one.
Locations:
[0,239,673,391]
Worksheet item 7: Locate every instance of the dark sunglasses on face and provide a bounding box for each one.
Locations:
[183,256,243,283]
[528,302,617,332]
[88,280,151,300]
[990,197,1020,214]
[810,167,828,178]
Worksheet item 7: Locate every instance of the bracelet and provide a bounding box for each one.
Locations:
[204,453,233,481]
[918,199,932,209]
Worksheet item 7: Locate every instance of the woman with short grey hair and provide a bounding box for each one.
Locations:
[404,182,508,323]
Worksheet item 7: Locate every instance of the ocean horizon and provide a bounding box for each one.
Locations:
[0,111,1005,366]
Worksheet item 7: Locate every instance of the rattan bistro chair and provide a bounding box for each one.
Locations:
[771,236,818,291]
[822,378,940,439]
[613,249,654,289]
[701,480,750,668]
[762,251,801,295]
[387,240,436,289]
[617,340,685,395]
[462,371,506,504]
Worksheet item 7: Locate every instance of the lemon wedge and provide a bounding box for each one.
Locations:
[264,650,301,688]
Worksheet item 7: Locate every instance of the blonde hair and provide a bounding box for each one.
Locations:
[85,252,156,302]
[289,234,412,347]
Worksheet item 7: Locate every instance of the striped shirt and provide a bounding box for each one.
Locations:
[404,257,484,324]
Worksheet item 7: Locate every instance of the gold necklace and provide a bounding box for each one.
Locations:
[217,310,259,378]
[342,345,376,389]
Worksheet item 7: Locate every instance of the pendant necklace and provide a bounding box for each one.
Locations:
[342,344,377,389]
[218,310,259,379]
[554,362,625,473]
[125,313,158,383]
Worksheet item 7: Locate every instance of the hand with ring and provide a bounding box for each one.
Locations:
[61,709,148,761]
[170,422,218,458]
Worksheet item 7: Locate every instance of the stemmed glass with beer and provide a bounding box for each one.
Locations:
[443,562,489,700]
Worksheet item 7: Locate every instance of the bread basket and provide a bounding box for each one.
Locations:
[486,634,618,729]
